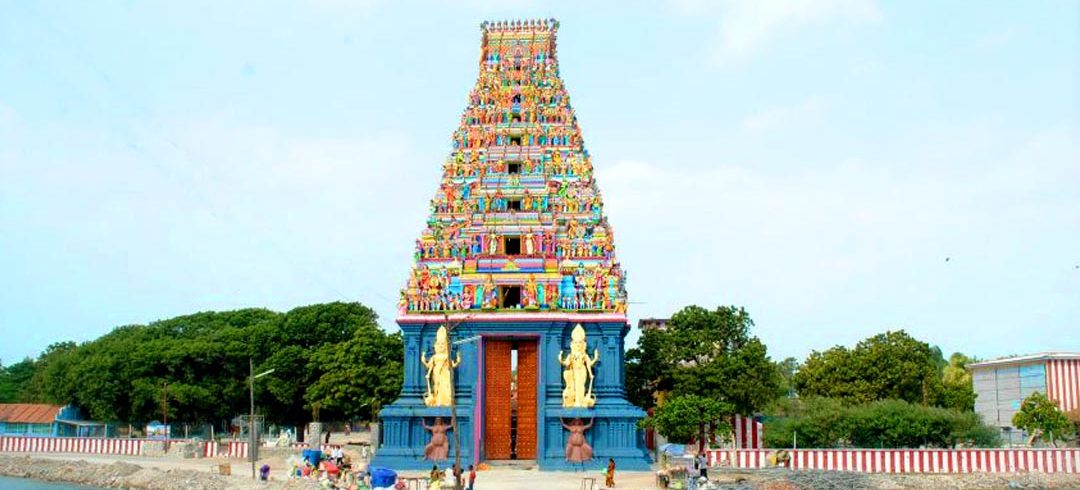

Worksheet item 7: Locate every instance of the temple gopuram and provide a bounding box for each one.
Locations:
[372,19,651,471]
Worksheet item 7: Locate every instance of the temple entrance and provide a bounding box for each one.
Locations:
[483,339,538,460]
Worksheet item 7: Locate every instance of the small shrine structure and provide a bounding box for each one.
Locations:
[371,19,651,471]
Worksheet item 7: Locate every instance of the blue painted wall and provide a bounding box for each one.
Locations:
[372,318,651,471]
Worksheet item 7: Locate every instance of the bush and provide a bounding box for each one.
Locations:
[765,397,1000,449]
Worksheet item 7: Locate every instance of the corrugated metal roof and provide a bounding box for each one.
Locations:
[967,352,1080,370]
[0,403,62,424]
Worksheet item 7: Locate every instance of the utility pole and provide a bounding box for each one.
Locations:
[248,361,275,480]
[162,382,168,443]
[444,313,477,490]
[250,358,255,480]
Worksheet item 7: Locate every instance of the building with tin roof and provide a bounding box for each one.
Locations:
[0,403,104,437]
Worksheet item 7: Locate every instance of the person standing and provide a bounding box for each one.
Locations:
[468,464,476,490]
[697,453,708,479]
[605,458,616,487]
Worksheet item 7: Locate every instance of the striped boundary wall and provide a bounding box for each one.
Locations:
[705,448,1080,474]
[1,436,143,456]
[202,440,249,459]
[289,442,332,453]
[0,436,249,459]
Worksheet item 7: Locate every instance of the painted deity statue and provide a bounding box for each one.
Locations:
[422,417,450,461]
[561,417,594,462]
[421,326,461,407]
[557,324,599,408]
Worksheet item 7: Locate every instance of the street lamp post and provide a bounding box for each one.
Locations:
[444,313,478,490]
[248,359,275,480]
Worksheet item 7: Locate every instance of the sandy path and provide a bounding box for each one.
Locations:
[18,452,658,489]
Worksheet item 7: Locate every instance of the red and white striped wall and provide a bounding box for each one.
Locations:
[289,442,334,453]
[0,436,143,456]
[731,415,763,449]
[0,436,250,459]
[201,440,248,459]
[1047,359,1080,413]
[705,449,1080,474]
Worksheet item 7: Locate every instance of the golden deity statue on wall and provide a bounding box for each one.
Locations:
[558,324,599,408]
[421,326,461,407]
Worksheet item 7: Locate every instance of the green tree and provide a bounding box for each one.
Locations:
[22,342,78,404]
[24,302,386,427]
[794,330,943,406]
[258,302,380,424]
[774,357,799,399]
[939,353,977,411]
[764,397,1000,449]
[627,306,780,415]
[1012,392,1071,445]
[642,394,733,444]
[0,358,36,403]
[304,323,404,422]
[624,326,672,410]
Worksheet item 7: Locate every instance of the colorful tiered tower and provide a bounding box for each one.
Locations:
[373,19,650,471]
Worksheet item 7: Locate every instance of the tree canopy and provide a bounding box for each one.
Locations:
[642,394,733,444]
[0,358,36,403]
[764,397,1000,449]
[794,330,946,406]
[1012,392,1071,445]
[626,305,780,414]
[11,302,402,426]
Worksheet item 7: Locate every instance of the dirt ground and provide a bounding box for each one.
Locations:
[3,433,1080,490]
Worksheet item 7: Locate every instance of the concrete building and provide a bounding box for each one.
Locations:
[968,353,1080,444]
[0,403,105,437]
[637,318,669,331]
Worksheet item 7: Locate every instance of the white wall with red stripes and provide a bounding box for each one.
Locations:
[705,448,1080,474]
[731,414,763,449]
[1047,359,1080,413]
[1,436,144,456]
[0,436,249,459]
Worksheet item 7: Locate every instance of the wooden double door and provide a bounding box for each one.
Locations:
[483,339,538,460]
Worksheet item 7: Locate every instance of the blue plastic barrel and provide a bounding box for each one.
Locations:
[369,467,397,488]
[301,448,321,467]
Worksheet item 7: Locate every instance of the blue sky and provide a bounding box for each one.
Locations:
[1,0,1077,365]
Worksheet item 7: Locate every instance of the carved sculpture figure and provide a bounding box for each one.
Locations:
[561,417,594,462]
[558,324,599,407]
[398,19,629,316]
[422,417,450,461]
[421,326,461,407]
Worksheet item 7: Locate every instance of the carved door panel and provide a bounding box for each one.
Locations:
[515,340,538,459]
[483,340,512,459]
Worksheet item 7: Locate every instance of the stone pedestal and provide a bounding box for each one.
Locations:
[306,422,324,448]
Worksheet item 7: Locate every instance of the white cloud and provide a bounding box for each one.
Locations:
[687,0,882,64]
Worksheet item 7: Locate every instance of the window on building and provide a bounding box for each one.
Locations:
[506,199,522,211]
[507,161,521,174]
[501,286,521,308]
[504,236,521,254]
[509,135,522,146]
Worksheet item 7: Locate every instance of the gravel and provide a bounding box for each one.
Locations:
[0,455,321,490]
[695,467,1080,490]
